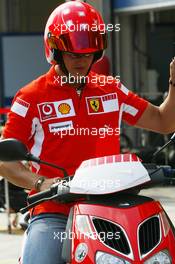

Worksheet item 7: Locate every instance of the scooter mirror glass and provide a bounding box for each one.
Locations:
[0,138,28,161]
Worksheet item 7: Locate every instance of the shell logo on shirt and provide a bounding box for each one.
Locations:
[38,99,75,122]
[86,93,119,115]
[58,103,71,115]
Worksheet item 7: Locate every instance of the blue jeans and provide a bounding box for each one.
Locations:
[21,213,68,264]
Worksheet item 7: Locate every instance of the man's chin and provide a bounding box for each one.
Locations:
[71,71,88,77]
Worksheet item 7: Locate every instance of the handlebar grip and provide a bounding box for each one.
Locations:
[27,188,53,204]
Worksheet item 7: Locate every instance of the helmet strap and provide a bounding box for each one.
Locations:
[53,49,69,76]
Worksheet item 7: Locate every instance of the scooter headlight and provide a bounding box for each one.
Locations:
[144,250,171,264]
[96,251,131,264]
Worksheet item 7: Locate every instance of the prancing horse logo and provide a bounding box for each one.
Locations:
[90,99,100,112]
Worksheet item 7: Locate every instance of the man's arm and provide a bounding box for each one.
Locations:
[136,58,175,134]
[0,161,56,192]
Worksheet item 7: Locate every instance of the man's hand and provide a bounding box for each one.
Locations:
[0,160,63,192]
[39,177,62,192]
[170,57,175,82]
[135,58,175,134]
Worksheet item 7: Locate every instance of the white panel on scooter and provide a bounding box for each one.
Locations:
[69,154,151,195]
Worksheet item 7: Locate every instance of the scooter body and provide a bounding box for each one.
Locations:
[61,154,175,263]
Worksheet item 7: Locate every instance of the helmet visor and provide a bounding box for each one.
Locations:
[48,30,107,53]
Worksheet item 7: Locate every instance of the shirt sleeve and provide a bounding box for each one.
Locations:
[118,83,149,126]
[2,87,35,145]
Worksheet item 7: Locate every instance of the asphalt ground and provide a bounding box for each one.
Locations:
[0,186,174,264]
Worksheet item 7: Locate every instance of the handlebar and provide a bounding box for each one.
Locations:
[20,182,71,214]
[144,163,175,186]
[28,176,74,204]
[20,164,175,214]
[27,187,55,204]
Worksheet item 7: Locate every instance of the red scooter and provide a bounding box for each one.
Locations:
[0,138,175,263]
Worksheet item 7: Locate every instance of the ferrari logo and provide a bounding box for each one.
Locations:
[90,99,100,112]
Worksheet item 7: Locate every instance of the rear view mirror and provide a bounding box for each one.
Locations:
[0,138,68,177]
[0,138,29,161]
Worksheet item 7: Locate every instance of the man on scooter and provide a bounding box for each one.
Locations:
[0,1,175,263]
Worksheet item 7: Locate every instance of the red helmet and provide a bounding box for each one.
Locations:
[44,1,107,64]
